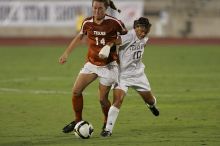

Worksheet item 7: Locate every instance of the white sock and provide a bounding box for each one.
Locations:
[106,106,119,133]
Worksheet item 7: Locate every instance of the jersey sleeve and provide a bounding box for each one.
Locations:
[120,31,133,46]
[79,19,87,35]
[119,20,128,35]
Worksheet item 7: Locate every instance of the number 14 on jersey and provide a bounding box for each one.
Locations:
[95,37,106,46]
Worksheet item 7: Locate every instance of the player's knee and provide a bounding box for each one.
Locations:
[113,98,123,108]
[72,88,82,97]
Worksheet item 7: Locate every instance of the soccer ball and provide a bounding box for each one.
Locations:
[74,121,94,139]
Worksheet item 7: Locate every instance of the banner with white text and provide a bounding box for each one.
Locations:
[0,0,144,29]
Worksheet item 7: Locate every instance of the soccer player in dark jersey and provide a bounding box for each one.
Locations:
[59,0,127,134]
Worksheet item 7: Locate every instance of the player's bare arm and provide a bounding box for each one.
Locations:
[59,33,84,64]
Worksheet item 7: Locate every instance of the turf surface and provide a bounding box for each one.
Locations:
[0,44,219,146]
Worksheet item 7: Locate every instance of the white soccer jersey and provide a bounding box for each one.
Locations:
[118,29,148,77]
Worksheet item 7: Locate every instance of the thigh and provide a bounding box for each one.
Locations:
[99,83,111,100]
[73,73,98,94]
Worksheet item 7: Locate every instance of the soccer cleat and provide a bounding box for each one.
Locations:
[62,121,77,133]
[148,105,159,116]
[100,123,106,135]
[102,123,106,130]
[100,123,107,136]
[100,130,112,137]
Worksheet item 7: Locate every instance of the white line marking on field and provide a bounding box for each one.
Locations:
[0,87,173,98]
[0,87,104,96]
[0,87,70,95]
[0,77,70,83]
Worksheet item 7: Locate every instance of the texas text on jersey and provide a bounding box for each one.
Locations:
[80,14,127,66]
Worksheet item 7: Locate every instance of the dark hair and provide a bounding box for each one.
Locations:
[92,0,121,13]
[133,17,151,29]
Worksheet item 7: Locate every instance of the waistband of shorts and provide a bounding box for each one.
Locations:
[88,61,118,67]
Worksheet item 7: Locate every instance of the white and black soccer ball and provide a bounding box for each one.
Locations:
[74,121,94,139]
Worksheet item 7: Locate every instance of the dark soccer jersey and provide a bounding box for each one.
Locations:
[80,15,127,66]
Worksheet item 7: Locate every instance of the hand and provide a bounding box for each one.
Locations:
[59,53,68,64]
[99,45,111,59]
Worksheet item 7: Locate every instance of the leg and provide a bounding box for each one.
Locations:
[138,91,156,105]
[99,83,112,125]
[62,73,97,133]
[98,62,119,135]
[112,88,126,109]
[137,91,159,116]
[101,89,126,137]
[72,73,98,122]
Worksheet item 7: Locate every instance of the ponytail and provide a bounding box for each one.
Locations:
[109,0,121,13]
[93,0,121,13]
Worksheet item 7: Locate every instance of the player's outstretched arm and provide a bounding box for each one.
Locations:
[59,33,84,64]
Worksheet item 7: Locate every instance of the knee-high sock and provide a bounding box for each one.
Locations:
[106,106,119,133]
[72,95,83,122]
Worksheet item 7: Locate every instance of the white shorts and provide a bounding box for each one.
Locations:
[80,61,118,86]
[114,72,151,93]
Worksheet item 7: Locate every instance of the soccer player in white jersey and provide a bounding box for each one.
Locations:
[99,17,159,137]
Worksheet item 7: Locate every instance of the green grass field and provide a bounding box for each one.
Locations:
[0,44,219,146]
